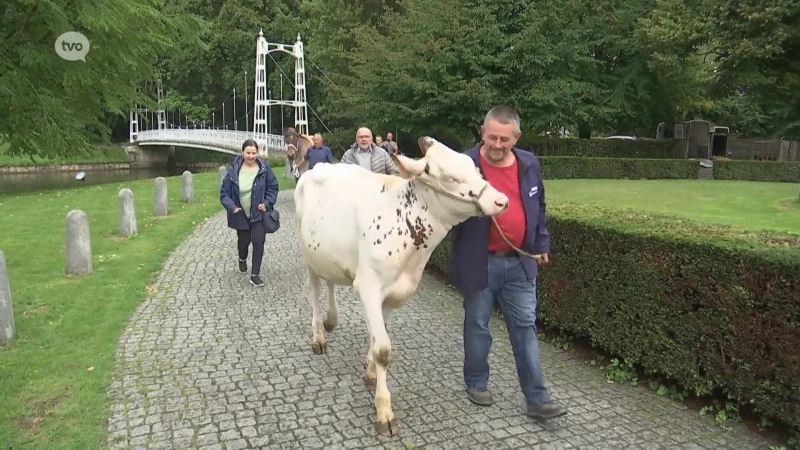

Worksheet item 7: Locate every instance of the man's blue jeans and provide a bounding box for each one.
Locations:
[463,255,551,406]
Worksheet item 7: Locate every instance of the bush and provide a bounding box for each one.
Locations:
[539,157,697,180]
[264,156,286,168]
[430,205,800,429]
[516,137,685,159]
[713,160,800,183]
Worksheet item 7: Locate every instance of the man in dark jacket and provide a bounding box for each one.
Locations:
[449,106,567,420]
[302,133,336,170]
[220,139,280,286]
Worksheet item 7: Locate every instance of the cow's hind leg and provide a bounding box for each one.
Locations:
[364,346,377,391]
[355,275,396,437]
[323,280,338,331]
[307,266,326,354]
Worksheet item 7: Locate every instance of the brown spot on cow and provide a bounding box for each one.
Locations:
[376,347,391,367]
[404,216,429,247]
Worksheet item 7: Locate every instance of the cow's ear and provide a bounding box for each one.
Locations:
[392,154,428,179]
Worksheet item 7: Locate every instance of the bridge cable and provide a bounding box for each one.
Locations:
[305,51,400,143]
[267,53,348,154]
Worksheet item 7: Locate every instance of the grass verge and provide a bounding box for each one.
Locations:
[0,142,129,166]
[0,172,292,449]
[544,179,800,233]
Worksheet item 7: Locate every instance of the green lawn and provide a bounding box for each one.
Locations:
[0,142,129,166]
[545,179,800,233]
[0,173,292,449]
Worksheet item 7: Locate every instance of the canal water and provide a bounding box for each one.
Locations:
[0,166,217,195]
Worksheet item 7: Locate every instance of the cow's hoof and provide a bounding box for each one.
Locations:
[363,375,377,391]
[311,342,327,354]
[376,418,397,437]
[323,319,337,332]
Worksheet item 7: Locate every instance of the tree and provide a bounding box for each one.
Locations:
[0,0,206,159]
[640,0,800,137]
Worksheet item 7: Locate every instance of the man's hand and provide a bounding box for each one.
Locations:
[233,207,242,214]
[534,253,550,264]
[257,203,266,212]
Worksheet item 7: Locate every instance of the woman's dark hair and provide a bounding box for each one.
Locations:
[241,139,259,151]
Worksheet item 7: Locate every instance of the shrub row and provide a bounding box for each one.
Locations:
[265,154,698,180]
[264,156,286,168]
[429,205,800,429]
[714,160,800,183]
[538,157,697,180]
[516,137,685,159]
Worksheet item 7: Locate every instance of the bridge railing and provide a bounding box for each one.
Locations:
[136,129,286,155]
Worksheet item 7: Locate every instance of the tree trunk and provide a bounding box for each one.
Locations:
[578,122,592,139]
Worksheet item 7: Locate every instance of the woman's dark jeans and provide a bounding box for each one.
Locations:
[237,220,266,275]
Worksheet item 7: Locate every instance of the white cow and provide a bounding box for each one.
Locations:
[293,136,509,436]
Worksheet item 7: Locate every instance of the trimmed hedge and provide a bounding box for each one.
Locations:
[714,160,800,183]
[429,204,800,429]
[517,137,685,160]
[539,157,697,180]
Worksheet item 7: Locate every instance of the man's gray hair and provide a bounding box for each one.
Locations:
[484,106,521,133]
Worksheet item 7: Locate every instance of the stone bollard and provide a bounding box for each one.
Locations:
[0,251,14,345]
[218,166,227,186]
[65,209,92,275]
[153,177,168,216]
[182,171,194,203]
[118,188,137,237]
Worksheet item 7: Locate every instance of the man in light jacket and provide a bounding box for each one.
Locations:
[340,127,399,175]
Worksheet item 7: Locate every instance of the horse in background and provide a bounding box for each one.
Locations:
[283,127,314,183]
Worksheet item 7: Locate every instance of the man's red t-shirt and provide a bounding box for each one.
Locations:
[480,153,526,251]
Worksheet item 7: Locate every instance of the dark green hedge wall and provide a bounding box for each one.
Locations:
[713,160,800,183]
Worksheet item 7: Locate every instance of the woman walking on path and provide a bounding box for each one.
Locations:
[220,139,280,287]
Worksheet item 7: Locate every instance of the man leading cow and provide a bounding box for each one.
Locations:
[448,105,568,420]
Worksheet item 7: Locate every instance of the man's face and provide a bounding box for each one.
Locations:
[313,135,323,147]
[356,128,372,149]
[480,119,521,164]
[386,132,393,141]
[375,136,383,145]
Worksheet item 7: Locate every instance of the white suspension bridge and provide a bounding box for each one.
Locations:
[128,30,326,157]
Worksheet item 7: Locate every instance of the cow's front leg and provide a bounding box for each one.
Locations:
[356,280,396,437]
[306,266,326,354]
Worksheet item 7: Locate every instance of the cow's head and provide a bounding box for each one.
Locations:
[393,137,509,217]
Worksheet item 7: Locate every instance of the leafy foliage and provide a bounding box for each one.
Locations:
[2,0,798,157]
[0,0,206,159]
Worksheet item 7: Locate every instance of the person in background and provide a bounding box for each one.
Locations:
[375,135,385,148]
[220,139,280,287]
[302,133,335,170]
[448,106,568,420]
[340,127,399,175]
[383,131,400,156]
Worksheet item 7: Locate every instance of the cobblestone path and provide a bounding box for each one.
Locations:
[107,190,776,450]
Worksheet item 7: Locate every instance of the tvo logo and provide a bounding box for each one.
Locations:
[55,32,90,62]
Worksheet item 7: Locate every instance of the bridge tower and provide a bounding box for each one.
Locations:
[253,29,309,156]
[129,78,166,143]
